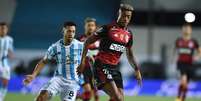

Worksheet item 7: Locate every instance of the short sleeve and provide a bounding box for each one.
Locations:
[94,25,108,38]
[193,39,199,49]
[175,38,180,48]
[8,38,14,52]
[44,44,57,61]
[126,31,133,48]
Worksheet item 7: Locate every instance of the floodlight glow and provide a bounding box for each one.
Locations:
[184,13,195,23]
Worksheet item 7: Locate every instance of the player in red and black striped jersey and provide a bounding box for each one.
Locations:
[175,23,201,101]
[77,4,142,101]
[78,18,100,101]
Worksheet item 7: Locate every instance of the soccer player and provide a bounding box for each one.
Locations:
[23,21,84,101]
[0,22,14,101]
[79,17,99,101]
[175,23,201,101]
[77,4,142,101]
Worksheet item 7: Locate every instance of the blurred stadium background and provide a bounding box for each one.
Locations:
[0,0,201,101]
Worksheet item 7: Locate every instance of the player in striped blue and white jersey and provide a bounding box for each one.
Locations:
[0,22,14,101]
[23,21,84,101]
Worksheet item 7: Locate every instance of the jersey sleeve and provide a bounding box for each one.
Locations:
[8,38,14,52]
[44,44,57,61]
[193,39,199,49]
[126,31,133,48]
[175,38,180,48]
[94,25,108,38]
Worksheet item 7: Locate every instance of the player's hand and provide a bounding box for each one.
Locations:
[77,62,85,75]
[135,69,142,87]
[23,74,35,85]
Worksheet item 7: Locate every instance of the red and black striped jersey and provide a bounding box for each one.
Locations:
[175,37,199,64]
[93,23,133,65]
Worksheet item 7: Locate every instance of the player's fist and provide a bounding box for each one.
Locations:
[135,70,142,87]
[23,75,35,85]
[77,62,85,75]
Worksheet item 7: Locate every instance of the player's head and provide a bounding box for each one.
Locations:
[117,4,134,28]
[0,22,8,37]
[63,21,76,42]
[84,17,97,36]
[182,23,192,37]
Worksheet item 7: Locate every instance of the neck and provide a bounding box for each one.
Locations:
[116,21,127,29]
[85,32,92,37]
[183,35,191,40]
[63,38,72,46]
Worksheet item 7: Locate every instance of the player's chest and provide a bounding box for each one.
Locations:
[107,28,131,44]
[177,40,196,54]
[0,39,9,50]
[177,40,195,49]
[56,46,82,62]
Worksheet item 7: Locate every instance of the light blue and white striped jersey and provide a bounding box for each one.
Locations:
[44,39,84,84]
[0,35,14,68]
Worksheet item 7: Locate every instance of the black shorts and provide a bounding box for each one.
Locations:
[83,66,95,88]
[177,62,193,80]
[93,60,123,90]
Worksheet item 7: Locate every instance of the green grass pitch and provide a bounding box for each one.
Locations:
[5,93,200,101]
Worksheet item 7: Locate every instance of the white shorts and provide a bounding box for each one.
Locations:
[0,66,10,80]
[40,76,80,101]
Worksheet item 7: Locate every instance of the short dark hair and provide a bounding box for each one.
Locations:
[84,17,96,24]
[63,21,76,28]
[0,22,8,26]
[120,3,134,12]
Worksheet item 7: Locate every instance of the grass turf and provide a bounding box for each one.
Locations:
[5,93,200,101]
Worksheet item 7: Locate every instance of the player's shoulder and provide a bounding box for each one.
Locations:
[49,39,61,48]
[191,38,199,43]
[78,34,86,42]
[175,37,182,42]
[73,39,84,45]
[5,35,13,41]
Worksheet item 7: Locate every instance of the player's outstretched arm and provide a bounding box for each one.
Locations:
[23,59,48,85]
[77,35,99,74]
[126,47,142,86]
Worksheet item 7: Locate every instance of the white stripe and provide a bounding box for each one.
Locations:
[65,45,71,79]
[74,42,79,81]
[0,39,3,66]
[56,44,62,75]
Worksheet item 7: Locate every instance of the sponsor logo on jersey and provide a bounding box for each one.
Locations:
[109,43,126,52]
[178,48,191,54]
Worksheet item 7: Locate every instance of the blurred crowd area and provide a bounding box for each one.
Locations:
[1,0,201,80]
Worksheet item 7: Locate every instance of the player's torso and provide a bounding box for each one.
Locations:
[0,36,11,67]
[97,25,132,65]
[54,39,83,80]
[176,38,197,63]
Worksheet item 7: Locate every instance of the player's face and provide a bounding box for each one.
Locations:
[63,26,76,42]
[85,21,96,35]
[117,10,132,28]
[0,25,8,36]
[182,25,192,37]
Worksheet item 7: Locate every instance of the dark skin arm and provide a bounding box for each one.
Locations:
[126,47,142,86]
[77,35,99,74]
